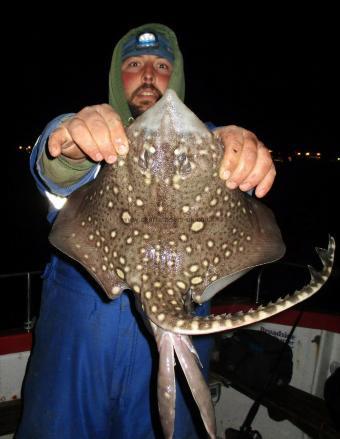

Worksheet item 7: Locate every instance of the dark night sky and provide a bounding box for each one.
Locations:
[3,12,339,315]
[10,12,338,157]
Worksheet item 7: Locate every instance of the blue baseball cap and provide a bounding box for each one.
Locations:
[122,31,174,63]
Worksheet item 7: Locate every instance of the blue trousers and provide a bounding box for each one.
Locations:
[16,256,213,438]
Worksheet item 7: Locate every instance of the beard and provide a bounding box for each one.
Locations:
[128,84,162,118]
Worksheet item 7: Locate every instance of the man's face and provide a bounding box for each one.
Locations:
[121,55,173,117]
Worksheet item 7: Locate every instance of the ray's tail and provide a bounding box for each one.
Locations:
[151,322,216,439]
[159,236,336,335]
[148,237,334,438]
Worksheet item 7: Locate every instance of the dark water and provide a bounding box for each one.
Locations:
[1,154,339,330]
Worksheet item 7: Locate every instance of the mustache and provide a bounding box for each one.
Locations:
[131,84,162,101]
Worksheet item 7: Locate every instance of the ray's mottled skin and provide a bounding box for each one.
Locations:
[49,90,335,439]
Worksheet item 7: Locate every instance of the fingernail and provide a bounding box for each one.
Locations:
[222,170,231,179]
[117,144,128,155]
[95,153,103,161]
[107,155,117,164]
[256,187,265,197]
[226,180,237,189]
[239,182,252,191]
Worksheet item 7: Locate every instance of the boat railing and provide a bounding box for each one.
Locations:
[0,270,43,333]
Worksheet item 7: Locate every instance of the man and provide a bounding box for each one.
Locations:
[17,23,275,438]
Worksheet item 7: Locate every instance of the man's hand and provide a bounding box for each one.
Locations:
[215,125,276,198]
[48,104,129,164]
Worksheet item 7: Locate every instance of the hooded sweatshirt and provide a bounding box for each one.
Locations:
[41,23,185,187]
[109,23,185,126]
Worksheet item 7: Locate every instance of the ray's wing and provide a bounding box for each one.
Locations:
[187,189,286,303]
[49,174,127,299]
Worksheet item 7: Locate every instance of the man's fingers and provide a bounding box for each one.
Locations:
[47,104,129,163]
[74,106,119,163]
[219,128,258,185]
[225,141,259,189]
[238,145,273,192]
[62,116,104,162]
[97,104,129,157]
[48,125,72,157]
[217,125,276,196]
[219,142,242,180]
[236,142,273,191]
[254,165,276,197]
